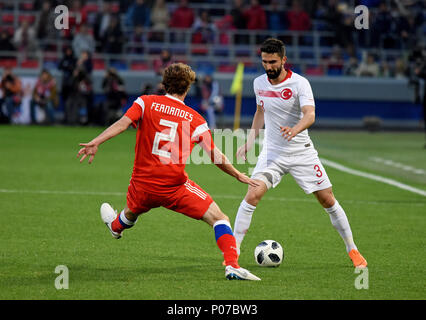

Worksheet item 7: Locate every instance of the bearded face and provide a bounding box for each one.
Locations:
[261,52,286,81]
[266,64,283,80]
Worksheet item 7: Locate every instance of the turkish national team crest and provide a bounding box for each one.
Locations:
[281,88,292,100]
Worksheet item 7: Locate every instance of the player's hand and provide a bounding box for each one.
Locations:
[280,126,297,141]
[77,142,98,164]
[236,172,260,187]
[236,143,251,161]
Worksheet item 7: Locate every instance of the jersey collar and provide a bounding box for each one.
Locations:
[165,94,186,105]
[267,69,292,85]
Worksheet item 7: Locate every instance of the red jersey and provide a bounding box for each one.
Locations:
[124,94,214,194]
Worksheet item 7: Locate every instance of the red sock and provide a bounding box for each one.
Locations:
[111,216,125,233]
[217,234,240,268]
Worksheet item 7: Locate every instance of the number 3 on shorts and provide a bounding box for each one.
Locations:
[314,164,323,177]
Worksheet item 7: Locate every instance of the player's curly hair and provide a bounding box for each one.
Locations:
[260,38,286,59]
[162,63,196,96]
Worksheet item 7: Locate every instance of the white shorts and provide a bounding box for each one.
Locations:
[250,147,332,194]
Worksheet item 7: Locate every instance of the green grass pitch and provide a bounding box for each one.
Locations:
[0,125,425,300]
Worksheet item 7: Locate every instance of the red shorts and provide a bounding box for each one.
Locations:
[126,179,214,220]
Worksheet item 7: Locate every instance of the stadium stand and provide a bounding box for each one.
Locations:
[0,0,425,128]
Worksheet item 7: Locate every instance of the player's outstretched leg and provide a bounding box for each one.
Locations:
[202,202,261,281]
[232,181,268,259]
[100,203,137,239]
[314,188,367,268]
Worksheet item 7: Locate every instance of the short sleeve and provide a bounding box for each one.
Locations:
[191,122,214,153]
[298,78,315,107]
[124,96,145,128]
[253,79,261,106]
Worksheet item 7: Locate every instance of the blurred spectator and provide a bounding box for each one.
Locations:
[65,66,93,125]
[153,49,174,75]
[99,68,127,126]
[230,0,246,29]
[230,0,247,44]
[76,50,93,75]
[93,1,113,51]
[13,20,38,57]
[141,83,153,95]
[150,0,170,42]
[0,30,15,58]
[130,25,145,54]
[393,57,408,79]
[154,82,166,95]
[286,0,312,31]
[322,0,351,47]
[199,74,223,130]
[102,15,125,54]
[58,47,77,109]
[244,0,267,30]
[325,45,345,75]
[65,0,88,39]
[398,14,419,49]
[372,2,395,49]
[356,53,380,77]
[72,24,95,58]
[126,0,151,28]
[344,56,360,76]
[30,69,59,124]
[170,0,195,29]
[0,68,23,123]
[192,10,217,45]
[36,0,58,43]
[267,0,287,31]
[379,61,391,78]
[215,14,235,45]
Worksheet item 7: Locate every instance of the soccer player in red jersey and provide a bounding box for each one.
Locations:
[77,63,260,280]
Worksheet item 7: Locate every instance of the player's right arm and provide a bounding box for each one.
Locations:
[195,127,260,188]
[77,115,133,164]
[78,97,144,164]
[210,145,260,187]
[236,104,264,160]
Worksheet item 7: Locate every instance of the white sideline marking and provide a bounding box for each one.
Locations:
[321,158,426,197]
[0,188,424,206]
[232,131,426,197]
[370,157,426,175]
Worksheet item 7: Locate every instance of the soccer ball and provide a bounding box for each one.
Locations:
[254,240,284,267]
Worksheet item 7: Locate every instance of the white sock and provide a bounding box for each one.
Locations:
[325,200,357,253]
[119,210,136,227]
[234,200,256,251]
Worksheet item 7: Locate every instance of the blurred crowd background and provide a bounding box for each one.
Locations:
[0,0,425,129]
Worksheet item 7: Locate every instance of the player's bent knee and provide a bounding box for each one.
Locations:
[315,188,335,208]
[245,186,266,206]
[201,202,229,226]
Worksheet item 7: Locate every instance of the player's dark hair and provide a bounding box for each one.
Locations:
[162,63,196,95]
[260,38,286,59]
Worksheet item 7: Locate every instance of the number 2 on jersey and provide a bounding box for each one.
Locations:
[152,119,178,159]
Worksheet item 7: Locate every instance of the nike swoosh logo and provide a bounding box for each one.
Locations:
[317,180,325,185]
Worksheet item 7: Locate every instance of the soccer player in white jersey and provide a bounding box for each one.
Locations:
[232,38,367,268]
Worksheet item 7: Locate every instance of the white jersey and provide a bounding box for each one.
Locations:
[254,70,315,154]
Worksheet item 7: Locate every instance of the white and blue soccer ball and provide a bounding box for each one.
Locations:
[254,240,284,267]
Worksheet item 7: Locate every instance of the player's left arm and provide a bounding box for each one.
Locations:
[77,115,133,164]
[280,105,315,141]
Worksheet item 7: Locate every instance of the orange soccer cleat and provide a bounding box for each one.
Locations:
[349,249,368,268]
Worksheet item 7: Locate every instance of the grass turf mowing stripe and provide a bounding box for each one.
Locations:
[1,188,424,207]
